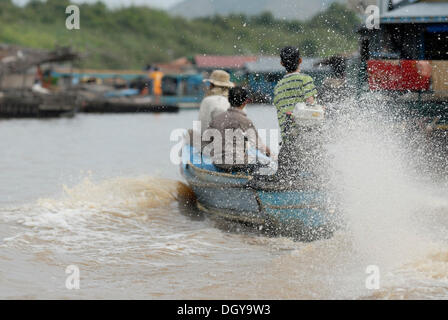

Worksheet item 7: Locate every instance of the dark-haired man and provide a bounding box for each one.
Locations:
[274,46,318,139]
[206,86,271,173]
[272,46,320,183]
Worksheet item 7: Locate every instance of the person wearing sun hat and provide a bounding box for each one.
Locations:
[198,70,235,134]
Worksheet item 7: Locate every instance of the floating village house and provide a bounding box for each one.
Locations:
[0,45,79,118]
[359,0,448,107]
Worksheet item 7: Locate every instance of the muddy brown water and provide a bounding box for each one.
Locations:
[1,105,448,299]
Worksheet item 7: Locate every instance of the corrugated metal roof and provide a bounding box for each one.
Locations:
[381,2,448,23]
[244,56,330,73]
[194,55,257,69]
[301,58,331,72]
[245,56,282,73]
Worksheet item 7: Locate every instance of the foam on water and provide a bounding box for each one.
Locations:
[0,176,197,255]
[4,175,182,221]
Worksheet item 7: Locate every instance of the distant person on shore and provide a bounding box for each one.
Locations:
[206,86,271,173]
[198,70,234,134]
[149,67,164,99]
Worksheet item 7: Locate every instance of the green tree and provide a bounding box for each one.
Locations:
[252,11,275,26]
[0,1,361,69]
[301,39,318,57]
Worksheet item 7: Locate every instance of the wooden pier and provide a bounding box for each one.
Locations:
[0,90,77,118]
[79,95,179,113]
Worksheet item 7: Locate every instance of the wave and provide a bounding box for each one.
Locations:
[0,176,194,243]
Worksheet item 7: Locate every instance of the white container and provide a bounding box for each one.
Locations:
[292,103,325,127]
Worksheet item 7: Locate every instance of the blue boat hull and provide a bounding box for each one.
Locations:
[180,145,336,240]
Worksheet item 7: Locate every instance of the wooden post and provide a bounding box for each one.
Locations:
[21,69,27,97]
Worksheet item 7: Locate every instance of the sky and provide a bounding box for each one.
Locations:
[10,0,408,11]
[12,0,184,9]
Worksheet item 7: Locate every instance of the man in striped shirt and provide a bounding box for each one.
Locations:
[271,46,320,184]
[274,46,318,140]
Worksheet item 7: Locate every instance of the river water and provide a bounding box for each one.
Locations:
[1,104,448,299]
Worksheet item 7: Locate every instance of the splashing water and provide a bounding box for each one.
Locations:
[323,97,448,296]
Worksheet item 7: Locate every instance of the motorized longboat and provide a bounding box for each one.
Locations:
[180,104,337,241]
[180,145,336,240]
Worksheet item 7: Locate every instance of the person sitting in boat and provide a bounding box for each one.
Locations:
[273,46,321,182]
[205,86,271,174]
[198,70,234,134]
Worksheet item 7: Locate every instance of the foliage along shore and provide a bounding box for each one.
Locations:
[0,0,361,69]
